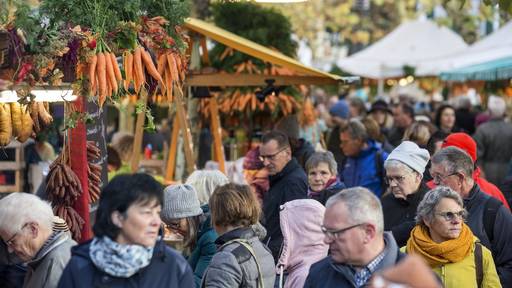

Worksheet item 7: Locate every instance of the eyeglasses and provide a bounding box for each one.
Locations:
[436,210,467,221]
[321,223,364,239]
[384,171,414,185]
[259,147,287,162]
[3,223,28,248]
[165,221,181,231]
[430,171,459,184]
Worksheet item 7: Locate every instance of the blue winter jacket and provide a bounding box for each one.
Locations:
[188,205,218,287]
[340,140,388,197]
[57,238,195,288]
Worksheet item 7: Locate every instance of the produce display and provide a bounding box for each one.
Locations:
[86,141,102,203]
[0,101,53,146]
[46,152,85,240]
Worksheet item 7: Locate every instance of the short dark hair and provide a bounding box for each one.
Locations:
[93,173,164,240]
[431,146,474,178]
[209,183,260,228]
[399,103,415,119]
[261,130,290,149]
[340,119,368,142]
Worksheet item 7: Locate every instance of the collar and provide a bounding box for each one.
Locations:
[215,227,255,246]
[28,231,69,266]
[397,182,429,206]
[269,158,301,184]
[463,184,481,210]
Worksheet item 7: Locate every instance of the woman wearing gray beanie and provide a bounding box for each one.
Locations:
[161,184,217,288]
[381,141,431,247]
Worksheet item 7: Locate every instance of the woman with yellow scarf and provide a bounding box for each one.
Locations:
[405,186,501,288]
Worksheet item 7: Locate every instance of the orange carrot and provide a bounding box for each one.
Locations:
[157,53,167,78]
[166,53,178,83]
[133,47,144,92]
[141,49,163,85]
[124,52,133,91]
[88,54,97,95]
[105,52,118,94]
[165,67,173,102]
[110,53,122,82]
[96,52,107,106]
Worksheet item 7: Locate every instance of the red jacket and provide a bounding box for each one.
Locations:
[427,167,510,210]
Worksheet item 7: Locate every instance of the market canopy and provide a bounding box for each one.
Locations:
[183,18,348,86]
[440,56,512,81]
[336,18,468,79]
[419,21,512,76]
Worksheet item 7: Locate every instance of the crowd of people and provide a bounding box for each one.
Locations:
[1,92,512,288]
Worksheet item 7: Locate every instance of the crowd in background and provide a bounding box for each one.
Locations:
[1,89,512,288]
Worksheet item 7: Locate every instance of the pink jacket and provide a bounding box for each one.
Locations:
[277,199,329,288]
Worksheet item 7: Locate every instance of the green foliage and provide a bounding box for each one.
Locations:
[209,2,297,71]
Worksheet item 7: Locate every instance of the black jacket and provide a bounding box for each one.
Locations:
[263,158,308,262]
[464,184,512,287]
[382,182,429,247]
[57,238,195,288]
[310,180,346,206]
[303,232,406,288]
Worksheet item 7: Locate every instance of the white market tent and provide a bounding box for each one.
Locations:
[337,18,468,79]
[418,21,512,77]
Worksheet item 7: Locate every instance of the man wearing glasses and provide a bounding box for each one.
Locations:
[0,193,76,288]
[259,130,307,263]
[430,146,512,286]
[304,187,406,288]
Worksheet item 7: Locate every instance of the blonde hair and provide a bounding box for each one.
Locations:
[186,170,229,205]
[403,121,435,148]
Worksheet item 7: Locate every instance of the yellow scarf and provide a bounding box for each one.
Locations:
[406,223,473,267]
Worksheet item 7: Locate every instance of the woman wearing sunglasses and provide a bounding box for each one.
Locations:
[405,186,500,288]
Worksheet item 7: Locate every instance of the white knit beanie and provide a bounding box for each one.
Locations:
[161,184,203,222]
[385,141,430,174]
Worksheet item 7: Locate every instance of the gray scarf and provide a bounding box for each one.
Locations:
[89,236,154,278]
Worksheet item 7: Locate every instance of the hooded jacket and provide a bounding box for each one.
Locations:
[263,158,308,262]
[303,232,406,288]
[57,238,194,288]
[24,231,76,288]
[341,140,388,197]
[277,200,328,288]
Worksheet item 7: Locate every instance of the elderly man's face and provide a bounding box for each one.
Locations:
[1,222,41,262]
[339,131,362,157]
[259,140,291,176]
[322,202,366,265]
[430,162,463,195]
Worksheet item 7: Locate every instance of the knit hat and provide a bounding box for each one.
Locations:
[385,141,430,174]
[243,147,264,170]
[161,184,203,222]
[441,132,477,162]
[329,100,350,119]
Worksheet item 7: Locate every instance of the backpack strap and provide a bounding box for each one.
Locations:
[220,239,265,288]
[474,241,483,288]
[483,196,502,244]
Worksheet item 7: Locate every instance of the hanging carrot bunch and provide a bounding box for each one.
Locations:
[87,39,122,107]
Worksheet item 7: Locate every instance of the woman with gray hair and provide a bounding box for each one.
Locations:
[185,170,229,206]
[305,151,345,205]
[0,193,76,288]
[381,141,431,246]
[405,186,501,288]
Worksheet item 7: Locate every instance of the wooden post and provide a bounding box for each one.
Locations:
[164,114,180,182]
[174,84,196,174]
[131,90,148,172]
[209,98,225,173]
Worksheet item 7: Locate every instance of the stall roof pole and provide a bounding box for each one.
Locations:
[131,90,148,172]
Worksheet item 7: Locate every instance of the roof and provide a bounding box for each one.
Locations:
[183,18,343,83]
[336,18,468,79]
[440,56,512,81]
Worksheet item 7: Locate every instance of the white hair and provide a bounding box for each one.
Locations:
[0,193,54,236]
[325,187,384,233]
[186,170,230,205]
[488,95,506,118]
